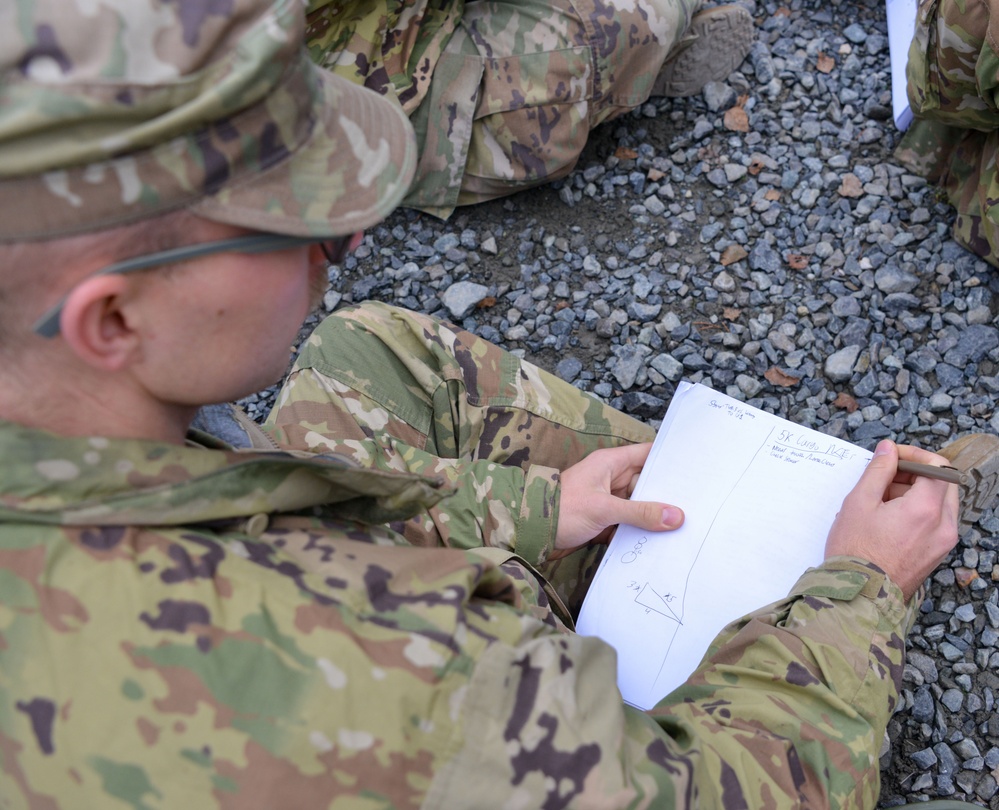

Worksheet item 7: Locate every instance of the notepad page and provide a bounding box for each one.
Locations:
[887,0,917,130]
[576,382,873,711]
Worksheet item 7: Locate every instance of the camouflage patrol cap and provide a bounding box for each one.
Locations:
[0,0,417,241]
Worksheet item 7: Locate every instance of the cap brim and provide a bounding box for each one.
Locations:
[192,67,417,238]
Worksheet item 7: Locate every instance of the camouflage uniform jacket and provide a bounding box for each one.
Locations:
[303,0,459,115]
[1,417,915,809]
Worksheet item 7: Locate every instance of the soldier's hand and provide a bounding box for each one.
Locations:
[824,439,960,601]
[551,443,684,561]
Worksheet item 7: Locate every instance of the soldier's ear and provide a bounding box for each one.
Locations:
[59,274,142,372]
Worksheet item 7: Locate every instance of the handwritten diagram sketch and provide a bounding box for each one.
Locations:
[576,382,873,710]
[634,582,680,622]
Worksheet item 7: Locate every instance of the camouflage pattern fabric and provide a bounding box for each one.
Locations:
[305,0,699,217]
[265,301,656,613]
[2,302,916,807]
[304,0,462,114]
[895,0,999,266]
[0,0,416,241]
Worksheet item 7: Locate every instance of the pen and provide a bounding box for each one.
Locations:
[896,460,970,488]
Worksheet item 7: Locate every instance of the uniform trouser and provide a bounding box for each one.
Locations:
[404,0,699,216]
[265,302,656,615]
[895,0,999,266]
[307,0,698,218]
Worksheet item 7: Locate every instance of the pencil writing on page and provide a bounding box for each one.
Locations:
[896,459,969,487]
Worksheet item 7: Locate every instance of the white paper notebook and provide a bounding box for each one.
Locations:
[886,0,917,130]
[576,382,873,711]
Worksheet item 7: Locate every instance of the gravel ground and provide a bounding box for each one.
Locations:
[241,0,999,804]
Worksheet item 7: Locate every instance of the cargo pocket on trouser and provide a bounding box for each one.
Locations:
[457,44,594,207]
[402,47,485,219]
[403,31,593,215]
[403,19,594,216]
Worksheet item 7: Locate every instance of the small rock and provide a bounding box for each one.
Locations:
[824,345,861,383]
[441,281,489,320]
[555,357,583,382]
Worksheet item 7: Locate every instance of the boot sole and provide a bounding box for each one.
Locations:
[939,433,999,524]
[653,5,756,98]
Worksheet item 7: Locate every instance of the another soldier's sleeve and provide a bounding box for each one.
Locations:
[429,556,911,810]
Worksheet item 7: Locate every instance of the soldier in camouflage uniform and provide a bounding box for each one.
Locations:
[303,0,757,218]
[0,0,966,808]
[895,0,999,266]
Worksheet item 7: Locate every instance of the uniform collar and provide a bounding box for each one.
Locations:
[0,419,448,527]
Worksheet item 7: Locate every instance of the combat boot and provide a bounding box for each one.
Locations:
[652,4,755,98]
[938,433,999,524]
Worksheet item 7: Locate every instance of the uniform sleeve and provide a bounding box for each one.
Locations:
[427,556,914,810]
[375,430,561,568]
[266,365,561,566]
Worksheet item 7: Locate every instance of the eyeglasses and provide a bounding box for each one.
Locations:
[33,232,352,338]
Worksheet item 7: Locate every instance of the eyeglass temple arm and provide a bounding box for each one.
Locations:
[32,234,325,338]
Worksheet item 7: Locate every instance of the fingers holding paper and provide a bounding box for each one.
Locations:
[550,443,685,561]
[824,439,960,602]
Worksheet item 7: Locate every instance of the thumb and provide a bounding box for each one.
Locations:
[613,498,685,532]
[855,440,899,504]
